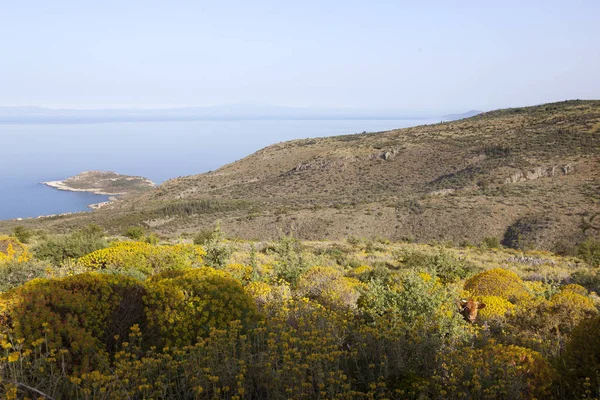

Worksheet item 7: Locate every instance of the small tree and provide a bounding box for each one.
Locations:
[193,229,214,245]
[274,233,307,286]
[204,221,232,269]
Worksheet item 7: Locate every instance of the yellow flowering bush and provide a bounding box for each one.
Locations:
[0,236,31,264]
[506,289,598,358]
[245,281,291,309]
[144,267,260,347]
[560,283,589,296]
[296,266,364,309]
[475,295,515,321]
[346,264,373,280]
[1,240,597,398]
[434,343,556,399]
[78,241,205,277]
[464,268,531,302]
[223,263,253,283]
[0,272,147,371]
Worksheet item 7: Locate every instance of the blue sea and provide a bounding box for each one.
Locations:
[0,118,440,220]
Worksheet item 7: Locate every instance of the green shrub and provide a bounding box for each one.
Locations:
[193,229,213,245]
[0,259,53,292]
[203,221,232,269]
[577,238,600,267]
[481,236,501,249]
[144,267,260,347]
[435,344,556,399]
[560,315,600,397]
[296,266,363,309]
[571,268,600,293]
[144,233,159,245]
[0,273,147,370]
[274,234,308,285]
[12,226,33,244]
[395,247,481,283]
[33,225,107,265]
[125,226,145,240]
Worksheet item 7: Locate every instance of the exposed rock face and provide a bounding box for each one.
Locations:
[370,149,399,161]
[504,164,573,184]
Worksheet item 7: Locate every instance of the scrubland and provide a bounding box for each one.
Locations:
[1,226,599,399]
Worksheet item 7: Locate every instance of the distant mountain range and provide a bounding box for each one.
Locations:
[0,103,459,123]
[442,110,483,120]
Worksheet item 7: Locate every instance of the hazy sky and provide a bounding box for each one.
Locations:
[1,0,598,113]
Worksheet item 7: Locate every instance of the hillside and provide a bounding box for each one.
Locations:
[4,100,600,250]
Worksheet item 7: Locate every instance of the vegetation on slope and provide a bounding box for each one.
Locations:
[0,228,599,398]
[4,100,599,252]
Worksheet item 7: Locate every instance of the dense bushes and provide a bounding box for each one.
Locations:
[505,288,598,358]
[78,241,205,278]
[0,238,598,398]
[435,344,556,399]
[577,238,600,267]
[395,246,482,283]
[0,273,148,371]
[0,259,52,292]
[144,267,260,347]
[296,266,363,309]
[475,295,515,321]
[33,224,108,265]
[560,315,600,398]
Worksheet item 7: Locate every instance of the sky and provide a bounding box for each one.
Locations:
[0,0,599,113]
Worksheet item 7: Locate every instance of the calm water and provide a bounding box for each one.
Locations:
[0,118,440,220]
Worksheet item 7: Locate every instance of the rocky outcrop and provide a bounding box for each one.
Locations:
[370,149,399,161]
[504,164,573,184]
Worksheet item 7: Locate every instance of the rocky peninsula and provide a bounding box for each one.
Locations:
[42,171,155,208]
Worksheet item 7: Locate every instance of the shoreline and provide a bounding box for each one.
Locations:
[40,181,122,214]
[41,180,126,196]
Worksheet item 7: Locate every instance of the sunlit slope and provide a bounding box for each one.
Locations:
[4,100,600,249]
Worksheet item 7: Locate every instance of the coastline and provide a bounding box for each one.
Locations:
[39,172,155,217]
[40,181,121,213]
[41,180,126,196]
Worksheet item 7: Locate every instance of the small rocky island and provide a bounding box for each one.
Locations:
[42,171,155,209]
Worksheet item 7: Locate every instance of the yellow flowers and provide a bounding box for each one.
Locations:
[435,344,556,399]
[78,241,206,276]
[0,236,32,264]
[144,267,260,347]
[1,239,599,398]
[475,295,515,321]
[464,267,531,302]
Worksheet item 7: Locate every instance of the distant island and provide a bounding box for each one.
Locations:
[42,171,155,196]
